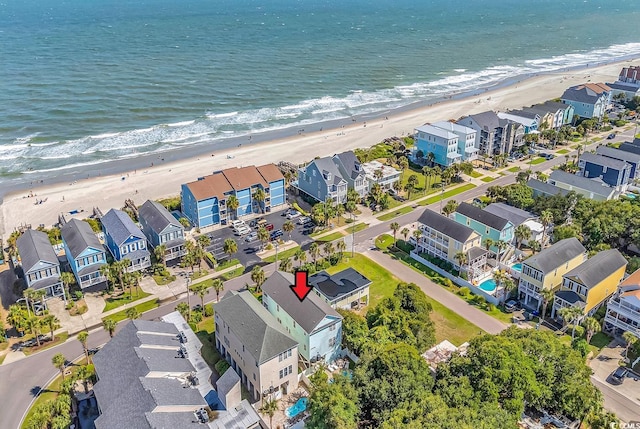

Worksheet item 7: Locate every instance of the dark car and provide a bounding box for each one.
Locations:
[270,229,283,240]
[504,299,521,313]
[607,133,616,140]
[610,367,628,385]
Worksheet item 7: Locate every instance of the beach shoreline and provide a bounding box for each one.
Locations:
[2,57,638,237]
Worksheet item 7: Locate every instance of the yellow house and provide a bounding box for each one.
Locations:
[518,237,587,311]
[552,249,627,320]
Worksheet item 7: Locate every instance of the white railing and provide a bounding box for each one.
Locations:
[607,299,640,320]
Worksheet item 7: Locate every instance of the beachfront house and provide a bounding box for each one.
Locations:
[522,101,574,129]
[517,237,587,311]
[548,170,619,201]
[453,202,515,260]
[332,151,368,198]
[360,160,401,190]
[138,200,186,262]
[308,268,371,310]
[483,203,544,246]
[561,83,612,120]
[16,229,65,300]
[411,208,487,279]
[430,121,478,162]
[101,208,151,272]
[551,249,626,322]
[577,152,631,189]
[61,219,107,289]
[215,290,299,402]
[607,66,640,100]
[603,269,640,340]
[181,164,285,228]
[414,124,461,167]
[457,111,524,156]
[497,110,539,134]
[262,271,343,365]
[297,156,348,203]
[596,145,640,179]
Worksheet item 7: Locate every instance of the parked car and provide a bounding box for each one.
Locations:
[607,133,616,140]
[504,299,521,313]
[230,220,245,228]
[270,229,283,240]
[235,225,252,236]
[610,367,628,385]
[265,223,275,231]
[245,232,258,242]
[286,210,301,220]
[297,216,310,225]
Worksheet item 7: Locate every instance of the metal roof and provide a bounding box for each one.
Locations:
[596,145,640,165]
[527,178,570,197]
[522,238,586,274]
[139,200,182,234]
[16,229,59,273]
[61,218,103,259]
[580,152,630,170]
[415,124,458,140]
[549,170,616,198]
[417,208,477,243]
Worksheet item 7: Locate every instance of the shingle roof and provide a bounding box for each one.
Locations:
[185,172,233,201]
[417,208,477,243]
[256,163,284,183]
[102,208,146,247]
[549,170,616,198]
[618,141,640,156]
[596,145,640,165]
[416,124,457,139]
[61,218,103,259]
[580,152,630,170]
[311,156,347,186]
[563,249,627,290]
[215,290,297,364]
[619,268,640,289]
[223,166,268,190]
[455,202,510,231]
[334,151,364,180]
[527,178,570,196]
[308,268,372,302]
[432,121,475,135]
[522,237,586,274]
[262,271,341,333]
[139,200,182,234]
[555,290,585,305]
[462,111,501,131]
[509,109,540,120]
[467,246,489,261]
[540,100,572,111]
[483,203,536,227]
[561,83,611,104]
[497,112,537,127]
[16,229,59,273]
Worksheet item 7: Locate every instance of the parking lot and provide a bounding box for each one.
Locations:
[203,209,315,269]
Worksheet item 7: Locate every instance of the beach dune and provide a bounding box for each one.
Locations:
[2,60,636,237]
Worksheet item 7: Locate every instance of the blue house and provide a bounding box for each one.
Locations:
[453,202,515,259]
[138,200,186,262]
[578,152,631,188]
[101,209,151,272]
[61,219,107,289]
[596,145,640,179]
[181,164,285,228]
[262,271,343,365]
[561,83,611,119]
[17,229,65,300]
[415,124,461,167]
[297,156,348,203]
[497,111,539,134]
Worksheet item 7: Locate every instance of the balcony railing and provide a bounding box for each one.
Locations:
[607,299,640,320]
[604,314,640,337]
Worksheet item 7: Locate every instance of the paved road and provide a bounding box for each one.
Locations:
[590,377,640,423]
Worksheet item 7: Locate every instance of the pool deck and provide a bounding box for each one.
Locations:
[267,385,309,429]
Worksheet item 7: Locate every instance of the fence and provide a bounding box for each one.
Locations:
[409,251,500,305]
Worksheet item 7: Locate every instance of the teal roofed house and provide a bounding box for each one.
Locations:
[453,202,515,260]
[61,219,107,290]
[101,208,151,272]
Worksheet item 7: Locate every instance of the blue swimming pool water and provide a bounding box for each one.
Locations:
[286,397,308,419]
[479,279,497,292]
[511,263,522,272]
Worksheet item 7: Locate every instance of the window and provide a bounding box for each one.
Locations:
[329,337,336,347]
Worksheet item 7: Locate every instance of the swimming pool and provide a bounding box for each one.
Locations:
[478,278,497,293]
[285,397,308,419]
[511,263,522,272]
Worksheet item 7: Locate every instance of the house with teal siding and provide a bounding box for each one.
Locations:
[138,200,186,262]
[453,202,514,259]
[101,208,151,272]
[414,124,461,167]
[61,219,107,289]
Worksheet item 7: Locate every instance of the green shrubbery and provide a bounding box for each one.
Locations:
[215,359,230,376]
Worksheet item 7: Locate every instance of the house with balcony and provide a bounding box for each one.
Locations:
[607,66,640,100]
[551,249,626,321]
[497,110,539,134]
[16,229,65,299]
[215,290,298,402]
[431,121,478,162]
[414,124,461,167]
[297,156,348,203]
[604,269,640,340]
[138,200,186,262]
[453,202,515,260]
[412,209,488,280]
[101,208,151,272]
[523,101,574,129]
[561,83,611,119]
[262,271,343,365]
[457,111,524,156]
[61,219,107,289]
[596,145,640,179]
[181,164,285,228]
[483,203,544,246]
[517,237,587,311]
[332,151,368,198]
[578,152,631,190]
[308,268,371,310]
[548,170,619,201]
[360,160,401,190]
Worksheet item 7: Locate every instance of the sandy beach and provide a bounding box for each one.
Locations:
[2,58,638,237]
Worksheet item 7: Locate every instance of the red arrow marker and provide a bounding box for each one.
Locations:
[290,271,313,302]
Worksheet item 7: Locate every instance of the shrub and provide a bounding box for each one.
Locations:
[572,338,590,357]
[204,304,214,317]
[443,278,454,288]
[487,303,496,312]
[570,325,585,338]
[190,310,203,324]
[328,254,341,265]
[215,359,230,375]
[475,296,486,307]
[614,119,628,127]
[74,291,83,301]
[458,287,471,297]
[205,252,216,268]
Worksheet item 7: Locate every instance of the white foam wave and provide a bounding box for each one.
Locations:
[165,120,195,127]
[90,132,119,139]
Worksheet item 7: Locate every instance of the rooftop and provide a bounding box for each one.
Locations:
[184,163,282,201]
[222,165,268,190]
[580,152,630,170]
[139,200,183,234]
[101,208,146,246]
[563,249,627,290]
[185,172,232,201]
[431,121,475,135]
[415,124,458,140]
[455,202,510,231]
[417,208,477,243]
[308,268,372,302]
[549,170,616,198]
[522,237,586,274]
[561,82,611,104]
[459,111,501,131]
[61,218,103,259]
[596,145,640,165]
[527,178,570,197]
[16,229,59,274]
[361,160,400,179]
[483,202,536,227]
[333,151,364,180]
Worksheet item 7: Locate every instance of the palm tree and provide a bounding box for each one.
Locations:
[529,240,542,254]
[191,282,211,309]
[540,288,555,321]
[257,227,270,251]
[422,166,432,193]
[401,228,410,244]
[309,242,320,269]
[125,307,140,320]
[623,331,638,359]
[495,240,509,263]
[404,182,415,200]
[390,222,400,247]
[492,270,508,302]
[251,266,266,291]
[336,240,346,261]
[259,397,279,429]
[78,331,90,364]
[103,319,117,338]
[412,228,422,242]
[514,224,532,250]
[23,288,36,316]
[483,238,494,254]
[223,238,238,259]
[454,251,468,277]
[60,272,76,303]
[100,263,117,292]
[176,302,190,321]
[279,257,293,272]
[441,200,458,217]
[226,195,240,221]
[196,234,211,252]
[502,279,516,303]
[540,209,553,246]
[129,270,142,298]
[559,306,584,339]
[154,244,167,268]
[427,152,436,167]
[582,317,601,344]
[252,188,266,213]
[282,220,295,240]
[41,314,59,341]
[294,248,307,268]
[211,278,224,302]
[26,316,42,346]
[323,241,335,260]
[7,304,27,336]
[52,353,66,380]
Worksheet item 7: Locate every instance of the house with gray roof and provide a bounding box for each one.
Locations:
[483,203,545,246]
[308,268,372,310]
[102,208,151,271]
[523,101,574,129]
[16,229,64,299]
[138,200,186,262]
[61,218,107,289]
[548,170,618,201]
[619,140,640,156]
[297,155,348,203]
[215,290,298,402]
[596,145,640,179]
[551,249,626,321]
[577,152,631,189]
[453,202,515,258]
[527,178,570,198]
[561,82,611,119]
[497,110,539,134]
[92,313,262,429]
[262,271,343,365]
[332,151,368,198]
[457,111,524,156]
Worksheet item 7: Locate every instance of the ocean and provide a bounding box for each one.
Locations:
[1,0,640,184]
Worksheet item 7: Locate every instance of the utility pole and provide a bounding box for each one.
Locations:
[186,277,192,320]
[274,242,279,273]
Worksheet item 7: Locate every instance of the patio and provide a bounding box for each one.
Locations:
[264,385,309,429]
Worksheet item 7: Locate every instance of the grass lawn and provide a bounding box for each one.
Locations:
[347,223,369,234]
[481,176,495,183]
[22,332,70,356]
[377,206,413,221]
[153,274,176,285]
[469,170,483,178]
[428,298,484,345]
[103,291,151,312]
[530,157,546,165]
[190,269,209,280]
[375,234,394,250]
[263,246,300,263]
[590,332,613,350]
[220,267,244,281]
[217,258,241,270]
[418,183,476,206]
[103,299,160,323]
[556,149,570,154]
[507,166,520,172]
[314,231,346,243]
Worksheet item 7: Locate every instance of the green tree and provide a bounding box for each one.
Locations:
[540,209,553,246]
[154,244,167,268]
[60,272,76,303]
[211,278,224,302]
[257,227,269,251]
[441,200,458,217]
[294,248,307,268]
[336,239,346,261]
[176,302,190,321]
[540,288,555,320]
[307,374,359,429]
[223,238,238,259]
[252,188,266,213]
[514,224,531,250]
[191,282,211,309]
[559,306,584,340]
[26,316,42,346]
[251,265,266,291]
[125,307,140,320]
[52,353,67,380]
[279,256,293,272]
[103,318,117,338]
[582,317,601,344]
[323,241,335,260]
[259,398,279,429]
[309,242,320,268]
[226,195,240,221]
[41,313,60,341]
[282,220,295,240]
[77,331,90,363]
[401,227,410,243]
[7,304,28,336]
[623,331,637,358]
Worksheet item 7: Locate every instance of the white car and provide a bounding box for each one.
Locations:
[231,220,245,228]
[286,210,301,220]
[235,226,252,235]
[297,216,310,225]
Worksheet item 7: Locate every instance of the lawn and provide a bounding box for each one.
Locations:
[153,274,176,285]
[589,332,613,350]
[377,206,413,221]
[418,183,476,206]
[481,176,495,183]
[556,149,570,154]
[220,267,244,281]
[21,332,70,356]
[314,231,346,243]
[375,234,394,250]
[103,291,151,312]
[468,170,483,178]
[529,157,546,165]
[507,166,520,173]
[217,258,241,270]
[263,246,300,263]
[102,299,160,323]
[347,223,369,234]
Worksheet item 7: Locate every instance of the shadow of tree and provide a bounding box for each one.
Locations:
[30,386,43,397]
